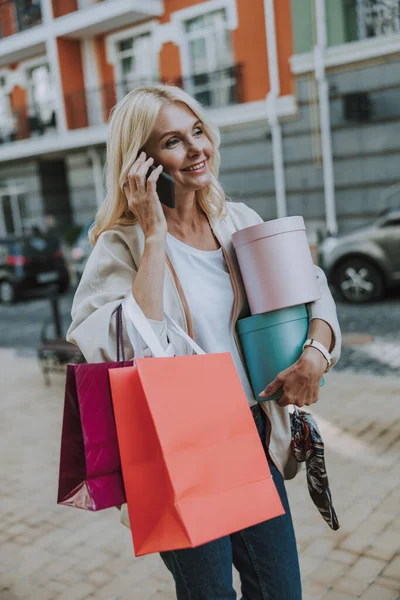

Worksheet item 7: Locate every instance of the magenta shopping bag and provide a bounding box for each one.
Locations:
[57,306,132,511]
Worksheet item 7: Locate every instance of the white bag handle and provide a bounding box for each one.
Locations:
[164,313,206,355]
[122,294,206,358]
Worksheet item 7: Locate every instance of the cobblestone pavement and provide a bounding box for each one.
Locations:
[0,349,399,600]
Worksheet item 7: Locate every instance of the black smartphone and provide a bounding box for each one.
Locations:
[147,165,175,209]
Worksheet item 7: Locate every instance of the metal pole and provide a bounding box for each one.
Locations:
[314,0,338,235]
[49,286,62,338]
[88,148,105,208]
[264,0,287,219]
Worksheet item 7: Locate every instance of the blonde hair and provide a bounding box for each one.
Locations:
[90,84,227,245]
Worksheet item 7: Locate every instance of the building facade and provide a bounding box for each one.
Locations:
[0,0,399,240]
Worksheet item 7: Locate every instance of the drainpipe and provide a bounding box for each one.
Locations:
[264,0,287,218]
[88,148,105,208]
[314,0,338,235]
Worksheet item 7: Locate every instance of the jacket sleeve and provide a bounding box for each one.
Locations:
[306,266,342,370]
[66,229,173,363]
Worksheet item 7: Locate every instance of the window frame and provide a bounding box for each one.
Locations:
[106,21,160,101]
[171,0,238,82]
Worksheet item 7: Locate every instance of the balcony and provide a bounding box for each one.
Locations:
[0,0,42,39]
[0,102,56,145]
[64,65,244,129]
[52,0,163,38]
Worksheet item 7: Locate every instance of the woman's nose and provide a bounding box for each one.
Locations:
[187,139,202,156]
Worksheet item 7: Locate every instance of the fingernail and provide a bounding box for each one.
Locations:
[258,391,265,398]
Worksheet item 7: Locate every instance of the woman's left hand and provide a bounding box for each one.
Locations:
[258,347,328,408]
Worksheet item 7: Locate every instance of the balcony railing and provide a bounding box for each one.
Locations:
[64,65,244,130]
[0,0,42,39]
[0,102,56,144]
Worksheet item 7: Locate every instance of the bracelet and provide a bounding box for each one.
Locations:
[302,338,332,372]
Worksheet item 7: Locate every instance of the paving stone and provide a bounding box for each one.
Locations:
[333,576,369,596]
[365,532,400,562]
[57,581,95,600]
[359,584,399,599]
[382,556,400,581]
[310,561,347,586]
[321,591,359,600]
[374,576,400,591]
[347,556,386,582]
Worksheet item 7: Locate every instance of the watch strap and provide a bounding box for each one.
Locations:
[302,338,332,371]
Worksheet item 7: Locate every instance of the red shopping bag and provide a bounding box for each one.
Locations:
[57,306,132,511]
[109,299,285,557]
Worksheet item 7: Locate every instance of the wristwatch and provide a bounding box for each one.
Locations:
[302,338,332,372]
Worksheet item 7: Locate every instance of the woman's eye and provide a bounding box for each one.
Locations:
[194,127,203,136]
[165,137,179,148]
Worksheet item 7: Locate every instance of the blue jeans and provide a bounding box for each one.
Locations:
[160,404,302,600]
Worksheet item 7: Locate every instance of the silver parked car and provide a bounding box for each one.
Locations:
[319,209,400,303]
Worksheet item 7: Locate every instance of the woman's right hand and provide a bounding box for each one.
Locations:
[124,151,167,240]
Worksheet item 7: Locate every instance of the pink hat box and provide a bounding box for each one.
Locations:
[232,216,321,315]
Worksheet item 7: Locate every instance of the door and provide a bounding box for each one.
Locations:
[38,160,73,231]
[0,188,28,236]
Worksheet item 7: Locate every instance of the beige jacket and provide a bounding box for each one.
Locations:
[67,202,341,482]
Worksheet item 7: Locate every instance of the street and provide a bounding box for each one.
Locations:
[1,287,400,376]
[0,289,399,600]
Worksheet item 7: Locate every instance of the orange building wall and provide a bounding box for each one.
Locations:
[0,0,15,37]
[233,0,270,103]
[274,0,294,96]
[57,39,88,129]
[94,35,117,121]
[160,43,182,85]
[161,0,204,23]
[52,0,78,19]
[10,84,29,140]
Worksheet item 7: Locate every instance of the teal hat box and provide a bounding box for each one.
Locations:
[237,304,325,402]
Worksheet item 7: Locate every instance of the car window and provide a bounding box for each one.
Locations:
[380,218,400,228]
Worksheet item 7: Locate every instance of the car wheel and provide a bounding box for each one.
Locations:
[0,280,16,304]
[334,258,384,303]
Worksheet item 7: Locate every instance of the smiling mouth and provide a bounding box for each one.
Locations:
[182,160,207,172]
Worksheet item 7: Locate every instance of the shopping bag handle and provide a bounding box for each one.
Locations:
[122,294,206,358]
[163,313,206,355]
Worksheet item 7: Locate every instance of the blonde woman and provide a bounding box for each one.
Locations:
[67,85,341,600]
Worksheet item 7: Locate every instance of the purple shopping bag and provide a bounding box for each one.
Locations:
[57,306,132,511]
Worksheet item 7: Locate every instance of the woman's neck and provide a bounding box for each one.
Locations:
[164,189,219,250]
[164,190,206,235]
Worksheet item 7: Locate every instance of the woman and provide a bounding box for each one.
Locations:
[67,85,341,600]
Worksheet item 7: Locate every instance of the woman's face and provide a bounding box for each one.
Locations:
[144,102,214,192]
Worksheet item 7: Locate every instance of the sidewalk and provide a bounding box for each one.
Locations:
[0,349,399,600]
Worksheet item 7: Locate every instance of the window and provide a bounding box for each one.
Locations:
[0,189,29,235]
[184,9,236,108]
[0,75,14,142]
[115,32,157,96]
[357,0,400,39]
[26,64,56,133]
[27,64,54,121]
[381,217,400,227]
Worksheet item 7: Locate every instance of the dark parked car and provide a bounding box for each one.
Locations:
[0,233,70,304]
[319,209,400,303]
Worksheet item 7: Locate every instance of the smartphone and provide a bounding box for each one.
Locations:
[147,165,175,209]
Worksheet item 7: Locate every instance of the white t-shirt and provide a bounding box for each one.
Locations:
[166,233,257,407]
